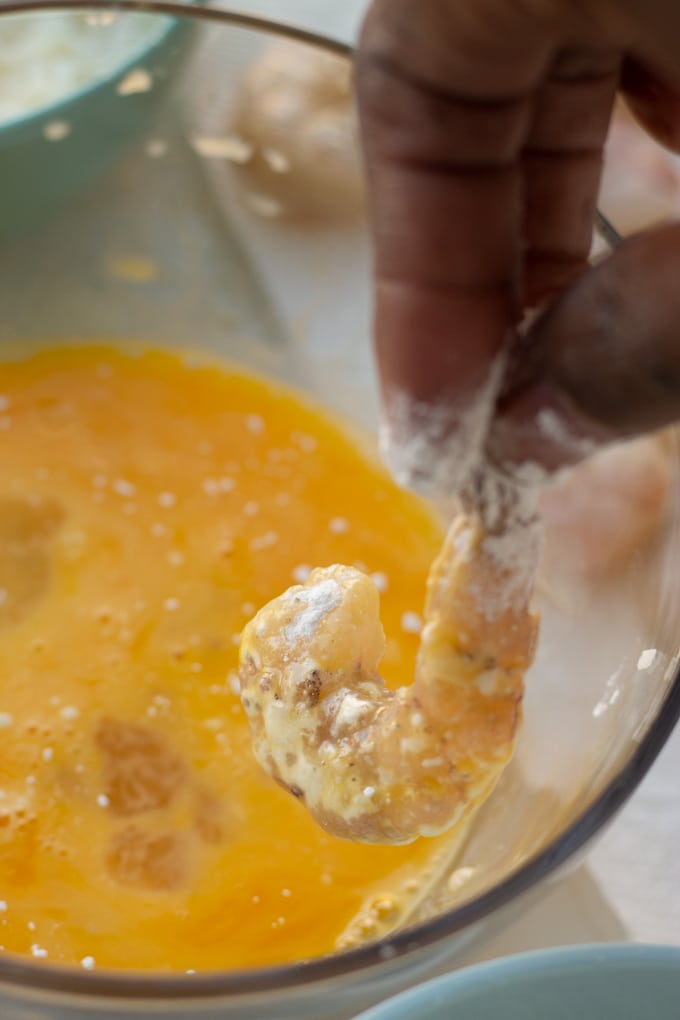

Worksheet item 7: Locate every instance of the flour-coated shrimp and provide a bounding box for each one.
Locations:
[239,513,539,845]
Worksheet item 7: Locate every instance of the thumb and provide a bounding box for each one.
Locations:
[487,221,680,474]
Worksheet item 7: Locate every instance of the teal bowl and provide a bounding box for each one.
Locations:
[355,945,680,1020]
[0,6,193,240]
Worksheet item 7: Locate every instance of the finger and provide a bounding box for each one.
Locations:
[486,222,680,473]
[621,58,680,153]
[522,49,621,305]
[356,0,558,493]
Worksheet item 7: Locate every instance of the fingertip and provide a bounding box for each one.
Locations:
[485,382,608,483]
[621,59,680,154]
[377,333,509,500]
[486,222,680,480]
[378,393,459,497]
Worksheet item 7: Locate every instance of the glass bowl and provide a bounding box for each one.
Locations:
[0,4,678,1018]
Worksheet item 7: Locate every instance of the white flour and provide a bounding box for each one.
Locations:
[283,578,342,643]
[378,344,546,617]
[0,12,168,124]
[380,350,507,502]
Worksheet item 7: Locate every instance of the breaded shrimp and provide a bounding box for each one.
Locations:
[239,513,539,845]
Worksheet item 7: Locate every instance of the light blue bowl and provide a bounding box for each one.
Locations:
[0,7,193,240]
[355,945,680,1020]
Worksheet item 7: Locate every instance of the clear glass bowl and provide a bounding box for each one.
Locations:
[0,4,678,1018]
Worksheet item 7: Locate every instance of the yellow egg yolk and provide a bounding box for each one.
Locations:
[0,344,452,972]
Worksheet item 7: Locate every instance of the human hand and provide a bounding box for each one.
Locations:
[356,0,680,493]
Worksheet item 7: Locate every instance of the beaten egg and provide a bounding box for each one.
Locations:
[0,344,460,971]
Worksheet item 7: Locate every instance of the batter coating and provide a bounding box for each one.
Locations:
[239,513,539,845]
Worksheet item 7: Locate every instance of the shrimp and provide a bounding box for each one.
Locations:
[539,435,673,584]
[238,511,539,845]
[229,41,364,223]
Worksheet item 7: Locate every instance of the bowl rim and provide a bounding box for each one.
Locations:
[353,943,680,1019]
[0,0,678,1003]
[0,1,187,137]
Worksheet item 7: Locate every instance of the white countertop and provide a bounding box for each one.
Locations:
[225,0,680,955]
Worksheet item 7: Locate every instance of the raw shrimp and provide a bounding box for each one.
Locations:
[239,512,539,845]
[229,41,364,222]
[540,434,673,584]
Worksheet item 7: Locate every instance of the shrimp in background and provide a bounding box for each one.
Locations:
[239,509,539,846]
[539,434,673,588]
[229,41,364,223]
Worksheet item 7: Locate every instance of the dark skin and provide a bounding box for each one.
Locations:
[356,0,680,483]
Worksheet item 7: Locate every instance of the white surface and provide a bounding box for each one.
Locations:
[589,728,680,946]
[228,0,680,956]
